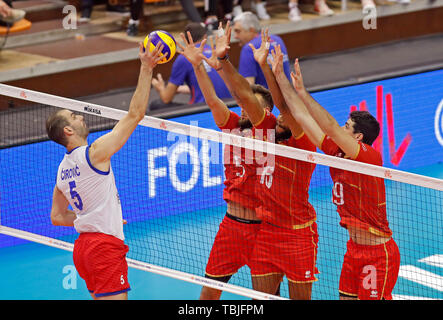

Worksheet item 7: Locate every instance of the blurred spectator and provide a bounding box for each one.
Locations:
[179,0,203,23]
[0,0,25,25]
[251,0,270,20]
[288,0,333,22]
[204,0,235,31]
[127,0,203,36]
[150,22,232,110]
[204,0,271,30]
[126,0,143,36]
[233,11,291,88]
[79,1,130,23]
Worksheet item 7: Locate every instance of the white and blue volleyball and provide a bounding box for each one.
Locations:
[143,30,176,64]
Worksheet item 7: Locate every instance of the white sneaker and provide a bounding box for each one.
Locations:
[362,0,376,10]
[314,2,334,16]
[288,3,302,22]
[232,5,243,18]
[388,0,410,3]
[0,8,25,25]
[256,2,270,20]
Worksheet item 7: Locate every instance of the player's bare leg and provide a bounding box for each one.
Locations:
[288,281,312,300]
[200,286,222,300]
[92,292,128,300]
[251,273,283,297]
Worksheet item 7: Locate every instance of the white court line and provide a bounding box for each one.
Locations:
[419,255,443,269]
[393,294,439,300]
[398,265,443,293]
[0,226,287,300]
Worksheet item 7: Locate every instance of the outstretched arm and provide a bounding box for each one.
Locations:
[204,22,265,126]
[292,59,360,158]
[50,186,76,227]
[89,41,165,168]
[270,47,324,148]
[250,28,303,137]
[177,31,230,127]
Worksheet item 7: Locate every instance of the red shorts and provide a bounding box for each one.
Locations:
[339,238,400,300]
[73,232,130,298]
[250,222,319,283]
[205,213,261,278]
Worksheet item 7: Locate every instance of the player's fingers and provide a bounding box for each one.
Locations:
[200,37,207,48]
[155,53,166,63]
[187,31,194,45]
[179,32,188,46]
[295,58,302,75]
[154,43,164,56]
[248,43,256,52]
[226,21,231,41]
[209,36,215,50]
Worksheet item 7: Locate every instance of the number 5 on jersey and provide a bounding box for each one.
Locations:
[69,181,83,210]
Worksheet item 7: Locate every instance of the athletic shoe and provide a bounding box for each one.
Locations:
[205,16,218,32]
[288,3,302,22]
[232,5,243,18]
[0,8,25,25]
[256,2,270,20]
[314,2,334,16]
[126,22,139,37]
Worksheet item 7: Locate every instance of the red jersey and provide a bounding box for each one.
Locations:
[321,136,392,237]
[255,133,317,229]
[218,110,276,210]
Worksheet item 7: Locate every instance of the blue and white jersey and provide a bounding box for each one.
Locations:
[56,145,124,241]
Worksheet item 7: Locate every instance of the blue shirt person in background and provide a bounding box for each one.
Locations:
[150,23,231,110]
[233,11,291,88]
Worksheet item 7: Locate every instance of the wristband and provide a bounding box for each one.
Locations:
[217,54,229,61]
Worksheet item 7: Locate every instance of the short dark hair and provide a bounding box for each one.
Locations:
[46,110,69,147]
[251,84,274,112]
[184,22,207,43]
[349,110,380,145]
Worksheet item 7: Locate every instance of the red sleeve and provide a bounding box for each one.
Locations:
[320,135,339,156]
[218,111,240,130]
[354,142,383,166]
[288,133,316,152]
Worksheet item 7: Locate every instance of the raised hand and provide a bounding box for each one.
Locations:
[177,31,207,67]
[248,28,271,67]
[214,21,232,59]
[201,35,222,71]
[151,73,165,91]
[290,58,306,93]
[139,40,165,71]
[269,44,284,77]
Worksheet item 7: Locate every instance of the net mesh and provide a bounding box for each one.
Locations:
[0,84,442,300]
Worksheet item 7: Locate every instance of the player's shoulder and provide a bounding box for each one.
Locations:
[173,53,191,67]
[356,141,383,165]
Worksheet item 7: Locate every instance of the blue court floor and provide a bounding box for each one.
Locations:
[0,163,442,300]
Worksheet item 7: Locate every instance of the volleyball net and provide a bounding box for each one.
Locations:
[0,83,442,300]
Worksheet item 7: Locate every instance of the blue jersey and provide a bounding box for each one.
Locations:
[238,34,291,88]
[168,44,232,104]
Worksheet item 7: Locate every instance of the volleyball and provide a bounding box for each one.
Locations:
[143,30,176,64]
